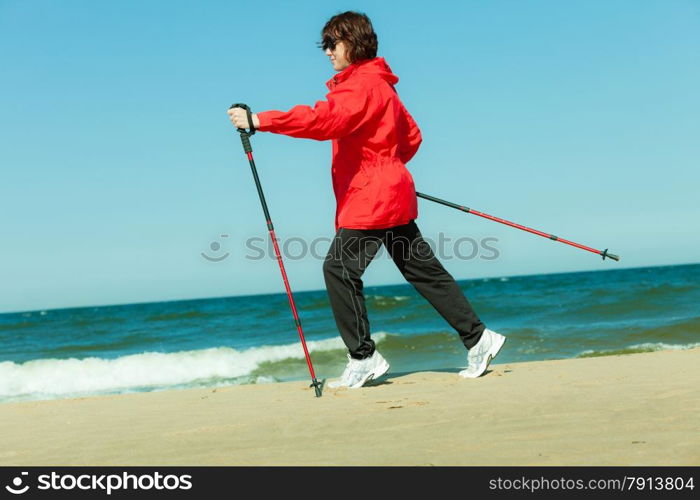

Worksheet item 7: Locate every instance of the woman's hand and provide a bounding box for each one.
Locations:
[227,107,260,130]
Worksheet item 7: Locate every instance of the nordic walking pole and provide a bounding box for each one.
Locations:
[229,103,323,397]
[417,192,620,261]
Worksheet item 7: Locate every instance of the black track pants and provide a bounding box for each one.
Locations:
[322,220,485,359]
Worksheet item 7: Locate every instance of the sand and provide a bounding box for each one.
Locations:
[1,347,698,466]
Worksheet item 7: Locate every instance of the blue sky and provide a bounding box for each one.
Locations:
[1,0,698,313]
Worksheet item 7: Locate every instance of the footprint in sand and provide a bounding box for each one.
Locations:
[386,401,429,410]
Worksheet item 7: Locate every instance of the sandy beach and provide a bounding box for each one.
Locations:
[1,347,698,466]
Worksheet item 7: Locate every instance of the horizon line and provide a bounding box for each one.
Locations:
[2,260,697,316]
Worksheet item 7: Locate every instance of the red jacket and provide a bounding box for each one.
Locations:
[257,57,422,231]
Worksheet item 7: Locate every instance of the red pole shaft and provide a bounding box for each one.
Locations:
[241,148,322,396]
[467,207,604,256]
[416,192,619,261]
[267,226,317,380]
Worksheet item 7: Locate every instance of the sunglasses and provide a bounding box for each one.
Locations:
[317,35,341,51]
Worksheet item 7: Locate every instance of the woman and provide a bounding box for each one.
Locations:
[228,11,505,388]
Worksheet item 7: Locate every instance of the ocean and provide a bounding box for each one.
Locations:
[1,263,698,403]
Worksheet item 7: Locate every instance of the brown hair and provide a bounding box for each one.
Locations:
[320,11,378,63]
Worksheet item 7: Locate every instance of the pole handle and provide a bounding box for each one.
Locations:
[229,103,256,154]
[229,103,256,135]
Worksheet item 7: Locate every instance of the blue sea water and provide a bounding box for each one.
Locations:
[1,263,698,403]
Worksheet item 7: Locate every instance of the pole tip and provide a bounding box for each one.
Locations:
[311,378,324,397]
[601,249,621,262]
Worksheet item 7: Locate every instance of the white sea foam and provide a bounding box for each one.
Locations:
[632,341,700,350]
[367,295,410,301]
[577,341,700,357]
[0,333,387,403]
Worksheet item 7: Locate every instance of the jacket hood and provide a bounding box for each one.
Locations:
[326,57,399,89]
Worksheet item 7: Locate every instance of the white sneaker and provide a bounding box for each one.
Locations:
[459,328,506,378]
[328,351,390,389]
